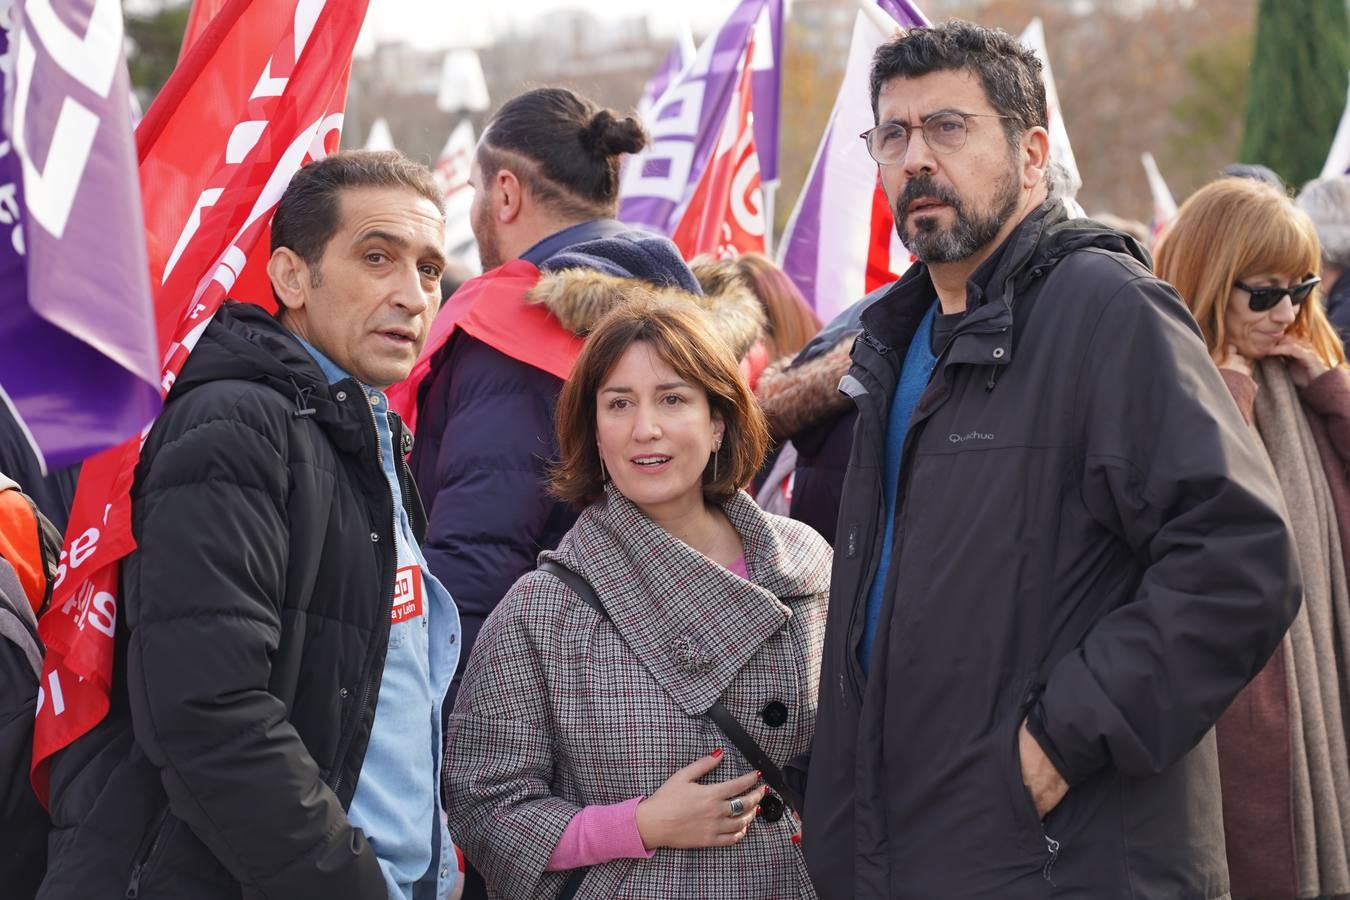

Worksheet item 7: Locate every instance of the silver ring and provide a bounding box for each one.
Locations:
[729,797,746,816]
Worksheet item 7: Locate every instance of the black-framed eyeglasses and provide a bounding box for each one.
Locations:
[1233,277,1321,312]
[859,112,1011,165]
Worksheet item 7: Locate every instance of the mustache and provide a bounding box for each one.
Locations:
[896,175,963,217]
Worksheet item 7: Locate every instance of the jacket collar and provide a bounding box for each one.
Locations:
[519,218,631,267]
[547,483,829,716]
[860,201,1062,351]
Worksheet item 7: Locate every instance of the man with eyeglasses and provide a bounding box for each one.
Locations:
[802,20,1300,900]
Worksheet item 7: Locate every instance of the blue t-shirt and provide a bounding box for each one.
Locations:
[858,302,938,676]
[298,340,461,900]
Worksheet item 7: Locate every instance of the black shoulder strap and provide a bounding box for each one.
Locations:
[536,558,802,817]
[538,559,608,619]
[705,702,802,813]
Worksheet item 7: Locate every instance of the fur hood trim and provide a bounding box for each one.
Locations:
[755,333,855,440]
[526,267,765,360]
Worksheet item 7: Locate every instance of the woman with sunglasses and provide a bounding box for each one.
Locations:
[1156,176,1350,900]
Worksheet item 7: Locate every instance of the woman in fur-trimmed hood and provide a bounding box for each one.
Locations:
[444,293,828,899]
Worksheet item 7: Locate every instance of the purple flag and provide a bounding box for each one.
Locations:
[637,40,692,122]
[749,0,782,183]
[777,0,929,319]
[619,0,779,236]
[875,0,922,26]
[0,1,158,471]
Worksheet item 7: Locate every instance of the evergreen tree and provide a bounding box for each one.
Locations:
[1240,0,1350,187]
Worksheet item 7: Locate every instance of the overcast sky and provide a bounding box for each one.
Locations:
[358,0,744,52]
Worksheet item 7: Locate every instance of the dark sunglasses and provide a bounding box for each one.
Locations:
[1233,277,1321,312]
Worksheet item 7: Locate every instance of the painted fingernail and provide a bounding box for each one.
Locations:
[755,770,762,779]
[756,806,762,815]
[791,834,802,844]
[711,748,724,758]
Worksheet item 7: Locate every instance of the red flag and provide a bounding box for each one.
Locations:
[670,41,766,260]
[865,173,912,294]
[32,0,369,804]
[179,0,230,59]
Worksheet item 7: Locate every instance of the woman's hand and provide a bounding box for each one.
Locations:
[635,750,766,850]
[1214,343,1254,378]
[1268,336,1329,388]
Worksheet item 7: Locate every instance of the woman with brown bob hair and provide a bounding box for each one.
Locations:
[444,291,831,899]
[1155,176,1350,900]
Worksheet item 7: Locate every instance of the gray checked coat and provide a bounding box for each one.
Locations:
[444,484,831,899]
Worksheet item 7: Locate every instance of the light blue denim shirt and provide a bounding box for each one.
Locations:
[298,339,461,900]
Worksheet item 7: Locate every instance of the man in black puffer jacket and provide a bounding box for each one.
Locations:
[39,153,462,900]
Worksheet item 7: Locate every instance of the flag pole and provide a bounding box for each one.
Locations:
[763,180,778,257]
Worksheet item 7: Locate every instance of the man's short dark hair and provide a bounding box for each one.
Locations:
[271,150,444,281]
[870,20,1047,144]
[478,87,648,220]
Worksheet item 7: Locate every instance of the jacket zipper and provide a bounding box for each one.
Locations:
[1042,831,1061,884]
[125,806,172,898]
[841,334,897,704]
[330,386,399,797]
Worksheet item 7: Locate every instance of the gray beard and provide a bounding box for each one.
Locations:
[900,167,1022,265]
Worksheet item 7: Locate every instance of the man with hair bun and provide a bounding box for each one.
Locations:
[400,87,740,898]
[407,90,703,717]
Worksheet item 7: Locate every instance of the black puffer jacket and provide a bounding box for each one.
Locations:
[38,302,422,900]
[802,204,1301,899]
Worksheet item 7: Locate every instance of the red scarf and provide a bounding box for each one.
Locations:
[388,260,584,433]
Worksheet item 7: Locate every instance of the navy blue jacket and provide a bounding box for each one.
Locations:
[409,221,697,705]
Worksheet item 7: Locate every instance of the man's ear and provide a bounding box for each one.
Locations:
[496,168,524,225]
[268,247,309,313]
[1020,126,1051,190]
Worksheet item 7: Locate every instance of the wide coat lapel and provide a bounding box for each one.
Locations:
[549,483,823,717]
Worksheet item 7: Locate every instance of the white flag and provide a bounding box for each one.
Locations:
[364,117,395,151]
[436,49,490,114]
[1141,152,1178,242]
[1020,18,1081,200]
[435,120,480,273]
[1321,76,1350,178]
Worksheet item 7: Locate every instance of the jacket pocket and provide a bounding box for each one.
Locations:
[124,806,172,898]
[1001,716,1047,846]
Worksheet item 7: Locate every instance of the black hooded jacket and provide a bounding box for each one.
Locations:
[38,302,423,900]
[802,203,1301,899]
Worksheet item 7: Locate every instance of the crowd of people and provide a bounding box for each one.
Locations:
[2,17,1349,900]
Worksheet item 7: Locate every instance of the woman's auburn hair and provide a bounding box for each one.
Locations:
[691,253,822,361]
[550,290,770,507]
[1155,176,1346,369]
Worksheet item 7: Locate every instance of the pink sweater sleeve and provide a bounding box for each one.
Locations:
[544,796,655,871]
[545,556,748,873]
